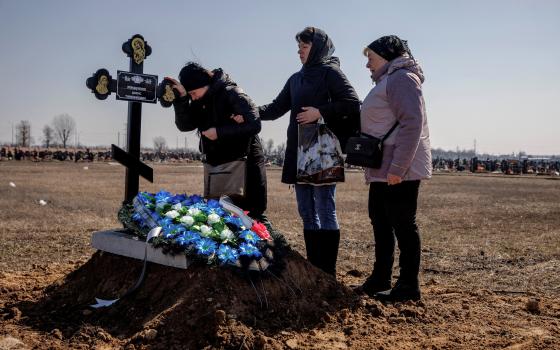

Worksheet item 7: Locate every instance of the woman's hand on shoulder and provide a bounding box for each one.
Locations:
[164,76,187,97]
[230,114,245,124]
[201,128,218,140]
[296,107,322,124]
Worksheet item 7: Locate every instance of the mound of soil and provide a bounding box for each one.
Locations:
[12,250,355,349]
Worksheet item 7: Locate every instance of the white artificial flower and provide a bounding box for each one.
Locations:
[220,228,234,241]
[188,208,201,216]
[172,203,182,211]
[180,215,194,226]
[199,225,212,237]
[207,213,221,225]
[165,210,180,219]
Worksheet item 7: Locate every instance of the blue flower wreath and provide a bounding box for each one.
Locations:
[125,191,276,268]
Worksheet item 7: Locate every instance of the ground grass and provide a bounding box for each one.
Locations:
[1,162,559,294]
[1,161,559,349]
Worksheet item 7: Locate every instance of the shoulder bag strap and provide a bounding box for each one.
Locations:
[381,121,399,141]
[360,122,399,140]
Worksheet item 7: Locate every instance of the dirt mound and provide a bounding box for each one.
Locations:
[12,250,355,349]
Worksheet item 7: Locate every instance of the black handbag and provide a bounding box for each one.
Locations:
[344,122,399,168]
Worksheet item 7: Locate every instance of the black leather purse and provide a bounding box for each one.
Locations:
[344,122,399,168]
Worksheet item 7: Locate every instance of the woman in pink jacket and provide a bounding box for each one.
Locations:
[355,35,432,302]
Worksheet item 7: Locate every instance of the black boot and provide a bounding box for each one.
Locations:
[361,238,395,295]
[374,279,420,302]
[303,229,321,268]
[354,274,392,297]
[355,229,395,296]
[318,229,340,276]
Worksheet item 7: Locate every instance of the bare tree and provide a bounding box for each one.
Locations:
[52,113,76,149]
[275,142,286,156]
[264,138,274,157]
[153,136,167,154]
[42,125,54,148]
[274,142,286,164]
[16,120,32,147]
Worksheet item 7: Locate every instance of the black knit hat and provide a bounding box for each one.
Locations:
[179,62,211,91]
[367,35,412,61]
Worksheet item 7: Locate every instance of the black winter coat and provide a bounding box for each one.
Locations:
[173,69,262,166]
[173,69,267,216]
[259,29,360,184]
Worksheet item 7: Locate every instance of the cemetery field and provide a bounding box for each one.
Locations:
[1,161,559,349]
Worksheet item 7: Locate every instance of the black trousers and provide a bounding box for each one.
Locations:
[368,180,421,286]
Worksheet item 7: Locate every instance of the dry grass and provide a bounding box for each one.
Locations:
[1,161,560,349]
[1,162,559,295]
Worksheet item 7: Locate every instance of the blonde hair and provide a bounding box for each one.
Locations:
[363,47,374,57]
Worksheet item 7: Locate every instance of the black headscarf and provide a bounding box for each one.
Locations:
[303,27,336,68]
[367,35,413,61]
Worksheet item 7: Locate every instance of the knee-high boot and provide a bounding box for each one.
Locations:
[319,229,340,276]
[303,229,321,268]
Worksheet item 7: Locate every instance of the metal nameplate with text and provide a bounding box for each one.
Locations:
[116,71,158,103]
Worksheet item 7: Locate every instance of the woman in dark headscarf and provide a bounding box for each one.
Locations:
[256,27,360,276]
[355,35,432,302]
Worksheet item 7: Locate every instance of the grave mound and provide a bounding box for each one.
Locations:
[23,250,355,349]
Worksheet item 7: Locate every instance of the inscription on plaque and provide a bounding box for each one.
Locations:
[116,71,157,103]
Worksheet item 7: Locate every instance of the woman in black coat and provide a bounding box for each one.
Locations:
[256,27,360,275]
[166,62,267,220]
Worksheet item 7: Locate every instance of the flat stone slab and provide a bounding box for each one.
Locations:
[91,230,190,269]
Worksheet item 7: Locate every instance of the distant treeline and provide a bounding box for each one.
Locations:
[2,145,559,176]
[0,146,285,165]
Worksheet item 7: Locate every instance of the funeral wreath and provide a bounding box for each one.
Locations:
[118,191,287,271]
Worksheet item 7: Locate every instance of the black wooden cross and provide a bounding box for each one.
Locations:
[86,34,177,204]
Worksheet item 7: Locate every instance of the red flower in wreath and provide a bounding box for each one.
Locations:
[251,221,271,240]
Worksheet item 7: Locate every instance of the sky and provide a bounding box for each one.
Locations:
[0,0,559,155]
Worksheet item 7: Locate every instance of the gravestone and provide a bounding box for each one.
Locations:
[91,230,189,269]
[86,34,183,268]
[86,34,178,204]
